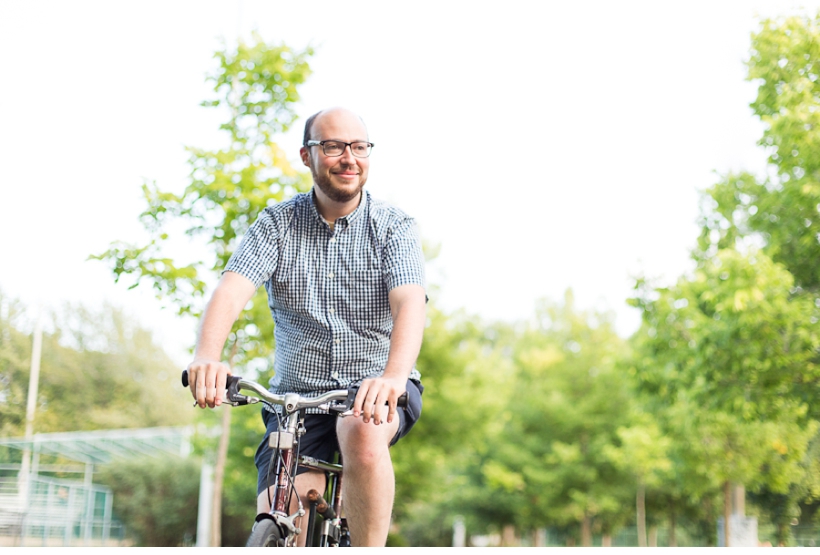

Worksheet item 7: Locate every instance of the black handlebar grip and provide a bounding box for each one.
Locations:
[181,370,241,391]
[346,385,409,409]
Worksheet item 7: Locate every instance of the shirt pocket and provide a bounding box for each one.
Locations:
[270,262,310,315]
[346,270,388,319]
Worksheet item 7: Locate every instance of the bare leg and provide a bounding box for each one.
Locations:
[256,470,326,547]
[336,404,399,547]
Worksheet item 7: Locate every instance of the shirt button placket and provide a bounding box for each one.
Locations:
[328,233,340,383]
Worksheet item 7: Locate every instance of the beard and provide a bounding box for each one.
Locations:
[313,169,365,203]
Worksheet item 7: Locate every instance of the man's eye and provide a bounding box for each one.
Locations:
[352,143,368,154]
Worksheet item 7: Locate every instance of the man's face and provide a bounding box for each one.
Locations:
[300,109,370,203]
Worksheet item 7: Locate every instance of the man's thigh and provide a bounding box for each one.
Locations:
[336,377,423,449]
[254,410,339,496]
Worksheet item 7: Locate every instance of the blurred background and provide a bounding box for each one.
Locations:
[2,0,820,547]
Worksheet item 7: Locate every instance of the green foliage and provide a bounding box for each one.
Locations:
[90,35,314,546]
[391,300,516,545]
[0,292,192,437]
[91,34,313,366]
[697,14,820,291]
[632,249,819,423]
[393,292,640,546]
[97,456,201,546]
[636,13,820,543]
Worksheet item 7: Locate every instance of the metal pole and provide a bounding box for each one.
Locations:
[18,313,43,527]
[196,461,214,547]
[83,462,93,545]
[453,515,466,547]
[24,312,43,439]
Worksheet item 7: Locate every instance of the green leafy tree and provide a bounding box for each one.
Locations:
[0,294,192,438]
[91,34,313,546]
[97,456,201,546]
[390,300,517,546]
[631,249,820,544]
[459,292,633,546]
[697,14,820,293]
[604,417,672,547]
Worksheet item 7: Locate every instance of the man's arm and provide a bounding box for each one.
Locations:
[188,271,257,408]
[353,283,426,424]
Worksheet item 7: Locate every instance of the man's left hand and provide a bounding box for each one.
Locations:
[353,375,407,425]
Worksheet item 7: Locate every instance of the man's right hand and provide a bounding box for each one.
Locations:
[187,359,232,408]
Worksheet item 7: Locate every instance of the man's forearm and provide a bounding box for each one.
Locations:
[195,288,244,360]
[382,285,426,380]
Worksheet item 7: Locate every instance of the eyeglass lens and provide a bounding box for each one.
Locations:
[323,141,371,158]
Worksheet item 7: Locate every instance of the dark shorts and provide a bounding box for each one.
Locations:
[255,379,423,495]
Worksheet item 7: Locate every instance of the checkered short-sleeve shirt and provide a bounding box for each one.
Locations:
[225,191,425,397]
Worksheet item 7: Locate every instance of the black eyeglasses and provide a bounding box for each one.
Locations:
[305,140,374,158]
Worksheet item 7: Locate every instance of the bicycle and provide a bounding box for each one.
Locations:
[181,370,407,547]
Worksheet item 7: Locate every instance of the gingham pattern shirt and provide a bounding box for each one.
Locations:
[225,190,424,400]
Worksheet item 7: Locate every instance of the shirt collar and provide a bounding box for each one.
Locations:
[308,189,368,230]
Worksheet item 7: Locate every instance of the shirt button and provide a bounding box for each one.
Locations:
[332,371,339,379]
[329,237,336,243]
[335,339,340,345]
[329,308,335,314]
[328,272,335,279]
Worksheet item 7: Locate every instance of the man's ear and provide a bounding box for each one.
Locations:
[299,147,310,167]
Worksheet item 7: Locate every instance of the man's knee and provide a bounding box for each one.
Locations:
[337,417,397,466]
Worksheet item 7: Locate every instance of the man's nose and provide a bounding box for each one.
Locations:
[339,144,357,163]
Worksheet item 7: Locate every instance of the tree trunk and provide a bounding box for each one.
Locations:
[602,534,612,547]
[636,482,647,547]
[211,407,232,546]
[581,513,592,547]
[209,339,238,547]
[648,525,658,547]
[669,505,677,547]
[723,480,732,547]
[501,524,516,546]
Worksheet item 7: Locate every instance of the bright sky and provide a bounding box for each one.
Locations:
[2,0,818,363]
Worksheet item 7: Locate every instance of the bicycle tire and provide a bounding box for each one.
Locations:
[246,518,284,547]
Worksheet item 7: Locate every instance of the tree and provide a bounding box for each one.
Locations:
[697,14,820,293]
[0,293,192,438]
[630,249,820,544]
[390,299,517,546]
[97,456,201,546]
[604,417,672,547]
[456,291,633,546]
[91,34,313,545]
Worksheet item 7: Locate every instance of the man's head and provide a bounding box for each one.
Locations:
[300,108,371,204]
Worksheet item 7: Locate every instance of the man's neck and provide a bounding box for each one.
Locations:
[313,189,363,223]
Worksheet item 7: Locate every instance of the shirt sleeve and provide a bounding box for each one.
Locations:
[224,210,280,288]
[382,217,426,291]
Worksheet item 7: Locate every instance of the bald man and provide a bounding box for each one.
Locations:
[186,108,426,546]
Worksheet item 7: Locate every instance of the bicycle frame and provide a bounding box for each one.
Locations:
[181,370,406,547]
[261,408,349,547]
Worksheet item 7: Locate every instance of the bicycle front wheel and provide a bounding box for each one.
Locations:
[246,519,283,547]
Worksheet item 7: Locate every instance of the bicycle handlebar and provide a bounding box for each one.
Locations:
[181,370,408,413]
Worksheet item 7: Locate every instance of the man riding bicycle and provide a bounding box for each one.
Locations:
[185,107,426,547]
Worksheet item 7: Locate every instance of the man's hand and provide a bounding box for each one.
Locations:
[187,359,232,408]
[353,375,407,425]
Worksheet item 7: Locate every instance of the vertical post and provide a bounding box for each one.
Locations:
[197,461,214,547]
[723,480,732,547]
[102,489,113,546]
[24,314,43,439]
[732,483,745,516]
[19,315,43,517]
[83,462,93,545]
[452,515,466,547]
